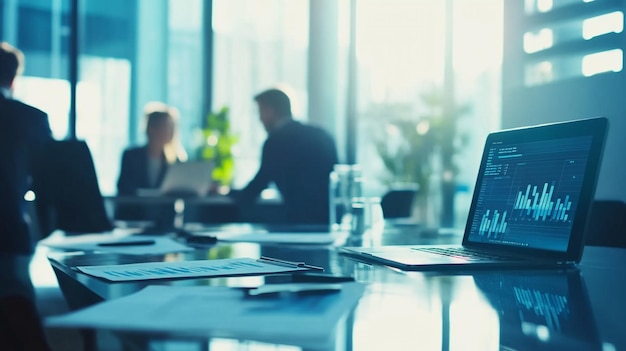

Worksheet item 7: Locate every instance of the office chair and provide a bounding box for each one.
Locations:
[380,187,418,219]
[31,140,113,238]
[585,200,626,248]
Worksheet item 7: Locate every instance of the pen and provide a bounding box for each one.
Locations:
[184,235,218,245]
[97,240,156,247]
[257,256,324,271]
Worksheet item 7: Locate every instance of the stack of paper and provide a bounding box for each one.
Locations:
[47,283,366,348]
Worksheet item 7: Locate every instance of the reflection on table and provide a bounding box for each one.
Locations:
[43,222,624,351]
[104,194,284,229]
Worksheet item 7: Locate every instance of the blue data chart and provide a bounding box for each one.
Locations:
[514,183,572,222]
[478,209,508,238]
[468,136,593,252]
[478,182,575,238]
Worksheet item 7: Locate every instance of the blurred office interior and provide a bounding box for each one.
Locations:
[2,0,625,230]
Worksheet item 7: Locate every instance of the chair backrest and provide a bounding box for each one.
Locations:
[585,200,626,248]
[31,140,112,237]
[380,187,418,219]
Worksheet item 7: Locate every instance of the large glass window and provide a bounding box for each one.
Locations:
[77,0,204,195]
[167,0,204,154]
[211,1,503,227]
[3,0,205,196]
[76,0,135,195]
[355,0,503,227]
[212,0,309,189]
[5,0,71,139]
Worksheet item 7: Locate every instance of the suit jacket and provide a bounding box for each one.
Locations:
[115,146,175,224]
[0,95,52,254]
[239,120,338,224]
[116,146,168,195]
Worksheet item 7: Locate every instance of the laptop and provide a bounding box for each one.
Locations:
[137,161,214,197]
[340,117,609,270]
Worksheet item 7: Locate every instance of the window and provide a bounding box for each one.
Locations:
[212,0,309,189]
[76,0,135,195]
[7,0,71,139]
[355,0,503,227]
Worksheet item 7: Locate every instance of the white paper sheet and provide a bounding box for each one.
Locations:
[46,283,366,348]
[76,257,312,281]
[40,233,193,255]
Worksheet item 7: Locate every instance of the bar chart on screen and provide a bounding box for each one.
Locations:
[478,209,509,238]
[513,182,573,221]
[478,181,577,238]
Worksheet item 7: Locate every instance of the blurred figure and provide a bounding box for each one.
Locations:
[117,102,187,195]
[0,42,52,350]
[236,88,338,224]
[115,102,187,226]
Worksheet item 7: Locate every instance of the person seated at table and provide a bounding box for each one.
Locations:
[117,102,187,195]
[115,102,187,224]
[234,88,338,224]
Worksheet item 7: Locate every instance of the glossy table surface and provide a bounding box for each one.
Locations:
[47,223,626,351]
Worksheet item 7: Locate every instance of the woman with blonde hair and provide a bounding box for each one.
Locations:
[117,102,187,195]
[115,102,187,224]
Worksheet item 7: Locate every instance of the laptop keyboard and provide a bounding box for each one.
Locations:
[411,247,519,261]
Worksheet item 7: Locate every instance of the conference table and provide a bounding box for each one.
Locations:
[105,194,284,227]
[45,222,626,351]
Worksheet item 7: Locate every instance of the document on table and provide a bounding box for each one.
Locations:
[40,233,193,255]
[76,257,315,282]
[46,282,366,349]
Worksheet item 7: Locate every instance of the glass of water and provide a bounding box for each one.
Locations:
[329,164,362,231]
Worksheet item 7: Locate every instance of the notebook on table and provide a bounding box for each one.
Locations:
[137,161,214,197]
[340,117,609,271]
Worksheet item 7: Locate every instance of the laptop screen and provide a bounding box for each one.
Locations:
[466,135,593,252]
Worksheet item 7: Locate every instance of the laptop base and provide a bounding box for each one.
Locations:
[339,245,577,271]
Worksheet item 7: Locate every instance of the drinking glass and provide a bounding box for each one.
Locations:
[350,197,384,236]
[329,164,362,231]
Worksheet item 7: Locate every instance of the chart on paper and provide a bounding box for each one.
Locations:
[76,257,312,282]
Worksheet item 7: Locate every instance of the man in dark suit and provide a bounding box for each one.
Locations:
[0,42,52,350]
[237,88,338,224]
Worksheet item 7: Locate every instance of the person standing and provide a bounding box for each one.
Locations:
[237,88,338,224]
[0,42,52,350]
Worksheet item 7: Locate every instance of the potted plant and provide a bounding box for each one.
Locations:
[373,88,469,226]
[197,106,238,193]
